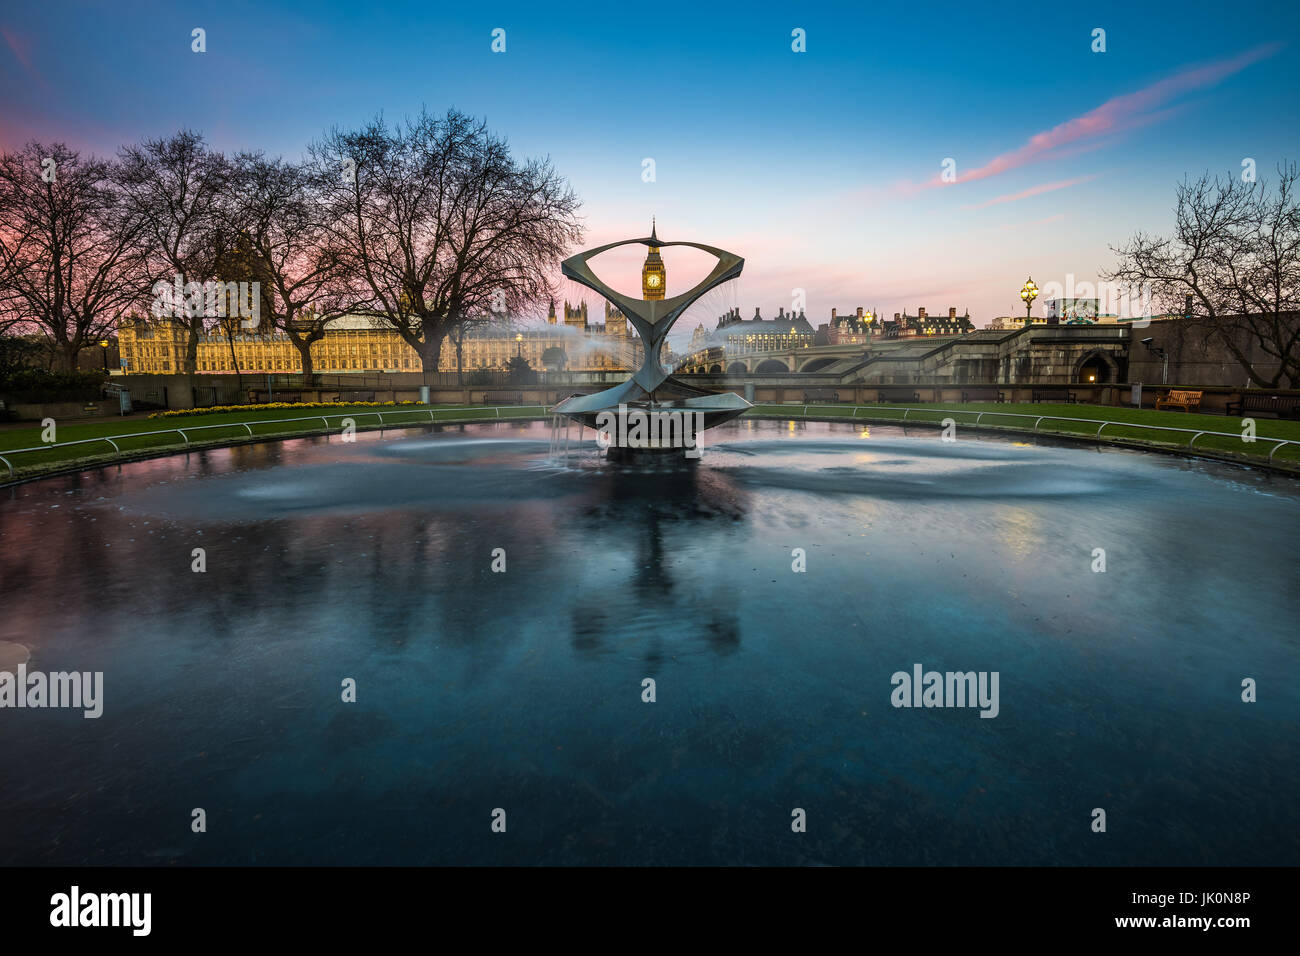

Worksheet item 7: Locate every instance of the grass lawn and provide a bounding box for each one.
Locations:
[6,398,1298,480]
[747,401,1300,465]
[0,402,550,479]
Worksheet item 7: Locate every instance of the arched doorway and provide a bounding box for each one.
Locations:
[1075,351,1115,384]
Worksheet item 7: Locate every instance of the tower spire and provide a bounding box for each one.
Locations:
[641,220,666,301]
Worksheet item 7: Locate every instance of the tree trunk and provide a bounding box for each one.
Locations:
[59,341,79,373]
[225,326,244,393]
[1210,323,1282,389]
[418,336,444,386]
[183,319,200,375]
[293,337,315,377]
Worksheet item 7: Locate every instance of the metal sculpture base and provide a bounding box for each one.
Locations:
[604,445,702,465]
[549,229,751,451]
[551,376,750,432]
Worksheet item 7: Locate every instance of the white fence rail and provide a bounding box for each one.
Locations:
[6,402,1297,479]
[0,405,551,479]
[757,404,1300,464]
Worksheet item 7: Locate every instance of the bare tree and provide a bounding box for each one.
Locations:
[205,227,275,391]
[223,153,348,377]
[1107,163,1300,388]
[310,109,582,383]
[0,142,145,371]
[448,307,496,384]
[116,131,230,375]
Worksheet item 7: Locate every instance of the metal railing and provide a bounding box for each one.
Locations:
[755,404,1300,464]
[7,401,1297,479]
[0,405,551,479]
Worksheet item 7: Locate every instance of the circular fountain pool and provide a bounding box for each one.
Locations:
[0,419,1296,865]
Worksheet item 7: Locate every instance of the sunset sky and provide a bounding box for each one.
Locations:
[3,0,1298,344]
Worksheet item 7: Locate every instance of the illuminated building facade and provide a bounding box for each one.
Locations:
[117,308,664,375]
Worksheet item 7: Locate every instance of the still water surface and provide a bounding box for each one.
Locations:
[1,419,1296,864]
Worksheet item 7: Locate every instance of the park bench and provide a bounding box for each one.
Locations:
[960,387,1006,403]
[1226,392,1300,419]
[1154,389,1202,412]
[802,389,840,403]
[876,387,920,403]
[1031,389,1078,403]
[481,392,523,406]
[328,391,375,403]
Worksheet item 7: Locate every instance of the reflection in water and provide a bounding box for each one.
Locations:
[1,419,1298,866]
[993,505,1042,561]
[566,464,747,664]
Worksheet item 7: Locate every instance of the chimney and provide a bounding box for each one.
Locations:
[894,312,901,321]
[856,307,863,318]
[754,307,762,320]
[918,307,926,319]
[831,308,837,320]
[949,307,957,319]
[778,306,786,318]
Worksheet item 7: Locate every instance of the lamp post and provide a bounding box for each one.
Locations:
[515,332,523,358]
[1018,277,1038,326]
[99,339,109,372]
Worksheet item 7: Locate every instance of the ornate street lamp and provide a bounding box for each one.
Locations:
[99,339,110,371]
[515,332,523,358]
[1019,277,1038,325]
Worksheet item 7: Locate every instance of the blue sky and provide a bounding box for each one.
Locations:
[3,0,1298,339]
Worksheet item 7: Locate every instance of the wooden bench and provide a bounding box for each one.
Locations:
[876,387,920,403]
[328,391,375,403]
[802,389,840,403]
[1226,392,1300,419]
[1154,389,1202,412]
[1031,389,1078,403]
[481,392,523,406]
[960,387,1006,403]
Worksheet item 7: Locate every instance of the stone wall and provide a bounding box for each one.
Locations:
[1125,316,1292,389]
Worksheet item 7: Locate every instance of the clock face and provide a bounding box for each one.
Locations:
[646,274,661,288]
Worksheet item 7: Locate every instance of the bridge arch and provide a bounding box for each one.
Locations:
[726,361,748,375]
[799,357,838,373]
[754,358,790,374]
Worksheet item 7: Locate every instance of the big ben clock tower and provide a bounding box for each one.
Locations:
[642,218,666,300]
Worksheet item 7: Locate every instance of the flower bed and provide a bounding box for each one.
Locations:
[148,400,423,419]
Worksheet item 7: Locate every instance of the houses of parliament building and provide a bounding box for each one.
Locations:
[116,238,672,376]
[115,302,652,377]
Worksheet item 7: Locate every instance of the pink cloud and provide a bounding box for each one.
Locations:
[1,27,33,71]
[891,43,1281,195]
[963,175,1097,210]
[1,26,46,92]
